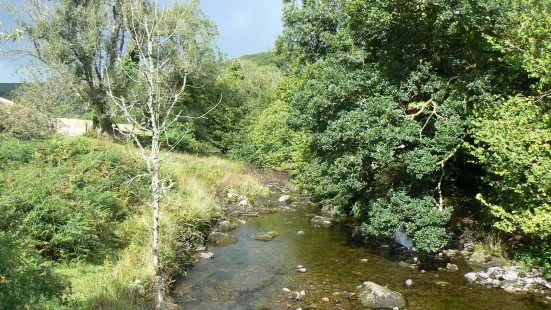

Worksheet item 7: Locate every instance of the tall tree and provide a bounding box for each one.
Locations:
[105,0,216,307]
[2,0,125,133]
[276,0,515,252]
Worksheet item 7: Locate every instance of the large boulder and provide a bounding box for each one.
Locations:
[217,220,235,232]
[311,216,332,227]
[357,282,406,309]
[208,231,238,245]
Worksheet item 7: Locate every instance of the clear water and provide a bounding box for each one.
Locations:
[173,204,551,309]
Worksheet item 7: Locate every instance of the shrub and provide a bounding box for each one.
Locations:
[361,191,452,252]
[0,232,69,309]
[0,104,49,140]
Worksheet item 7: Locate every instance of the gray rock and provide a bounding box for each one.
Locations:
[217,220,234,232]
[297,230,305,235]
[502,271,518,282]
[478,272,490,279]
[443,249,459,257]
[311,216,332,227]
[405,279,413,287]
[193,252,214,260]
[357,281,406,309]
[465,272,477,283]
[208,231,238,245]
[278,195,291,203]
[446,263,459,272]
[297,268,307,273]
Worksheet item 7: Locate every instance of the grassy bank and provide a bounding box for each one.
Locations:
[0,136,274,309]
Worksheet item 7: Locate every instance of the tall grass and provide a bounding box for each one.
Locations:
[54,137,273,309]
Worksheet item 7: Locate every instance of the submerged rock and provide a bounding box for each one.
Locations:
[297,230,305,235]
[357,281,406,309]
[398,261,411,268]
[253,231,279,241]
[311,216,332,227]
[208,231,238,245]
[405,279,413,287]
[193,252,214,260]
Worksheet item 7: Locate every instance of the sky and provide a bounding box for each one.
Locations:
[0,0,284,83]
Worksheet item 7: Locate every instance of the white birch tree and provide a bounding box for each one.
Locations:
[105,0,214,308]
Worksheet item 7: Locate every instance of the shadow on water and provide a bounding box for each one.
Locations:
[172,202,551,309]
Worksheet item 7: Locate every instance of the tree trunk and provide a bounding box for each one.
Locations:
[151,134,165,310]
[91,99,113,135]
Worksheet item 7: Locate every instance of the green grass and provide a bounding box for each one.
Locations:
[50,137,274,309]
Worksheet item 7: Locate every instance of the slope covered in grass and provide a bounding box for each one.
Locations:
[0,136,271,309]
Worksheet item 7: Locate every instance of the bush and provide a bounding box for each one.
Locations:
[0,104,49,140]
[0,232,69,309]
[0,138,148,262]
[361,191,452,252]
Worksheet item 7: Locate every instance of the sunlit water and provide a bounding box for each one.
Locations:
[173,203,551,309]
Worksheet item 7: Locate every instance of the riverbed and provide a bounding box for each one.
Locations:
[173,203,551,309]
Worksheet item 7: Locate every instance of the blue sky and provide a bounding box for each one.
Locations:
[0,0,284,83]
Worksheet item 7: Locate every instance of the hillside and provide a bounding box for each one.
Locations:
[0,83,21,100]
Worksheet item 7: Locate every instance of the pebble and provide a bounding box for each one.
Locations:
[405,279,413,286]
[283,288,291,293]
[297,230,305,235]
[322,297,329,302]
[297,268,307,273]
[421,270,426,273]
[300,290,306,296]
[360,258,368,262]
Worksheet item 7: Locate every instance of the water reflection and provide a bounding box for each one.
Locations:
[173,204,551,309]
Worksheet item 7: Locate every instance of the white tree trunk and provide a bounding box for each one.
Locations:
[151,133,165,310]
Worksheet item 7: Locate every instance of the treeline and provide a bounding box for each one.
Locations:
[226,0,551,272]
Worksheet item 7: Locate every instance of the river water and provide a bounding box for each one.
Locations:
[173,202,551,309]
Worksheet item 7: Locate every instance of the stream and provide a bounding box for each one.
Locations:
[173,201,551,309]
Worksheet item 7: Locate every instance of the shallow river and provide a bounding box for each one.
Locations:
[173,203,551,309]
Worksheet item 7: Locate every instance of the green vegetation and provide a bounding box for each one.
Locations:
[0,135,268,309]
[3,0,551,306]
[227,0,551,269]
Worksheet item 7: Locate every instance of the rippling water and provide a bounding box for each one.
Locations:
[173,203,551,309]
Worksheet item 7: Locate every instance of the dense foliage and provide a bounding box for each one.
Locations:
[227,0,551,262]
